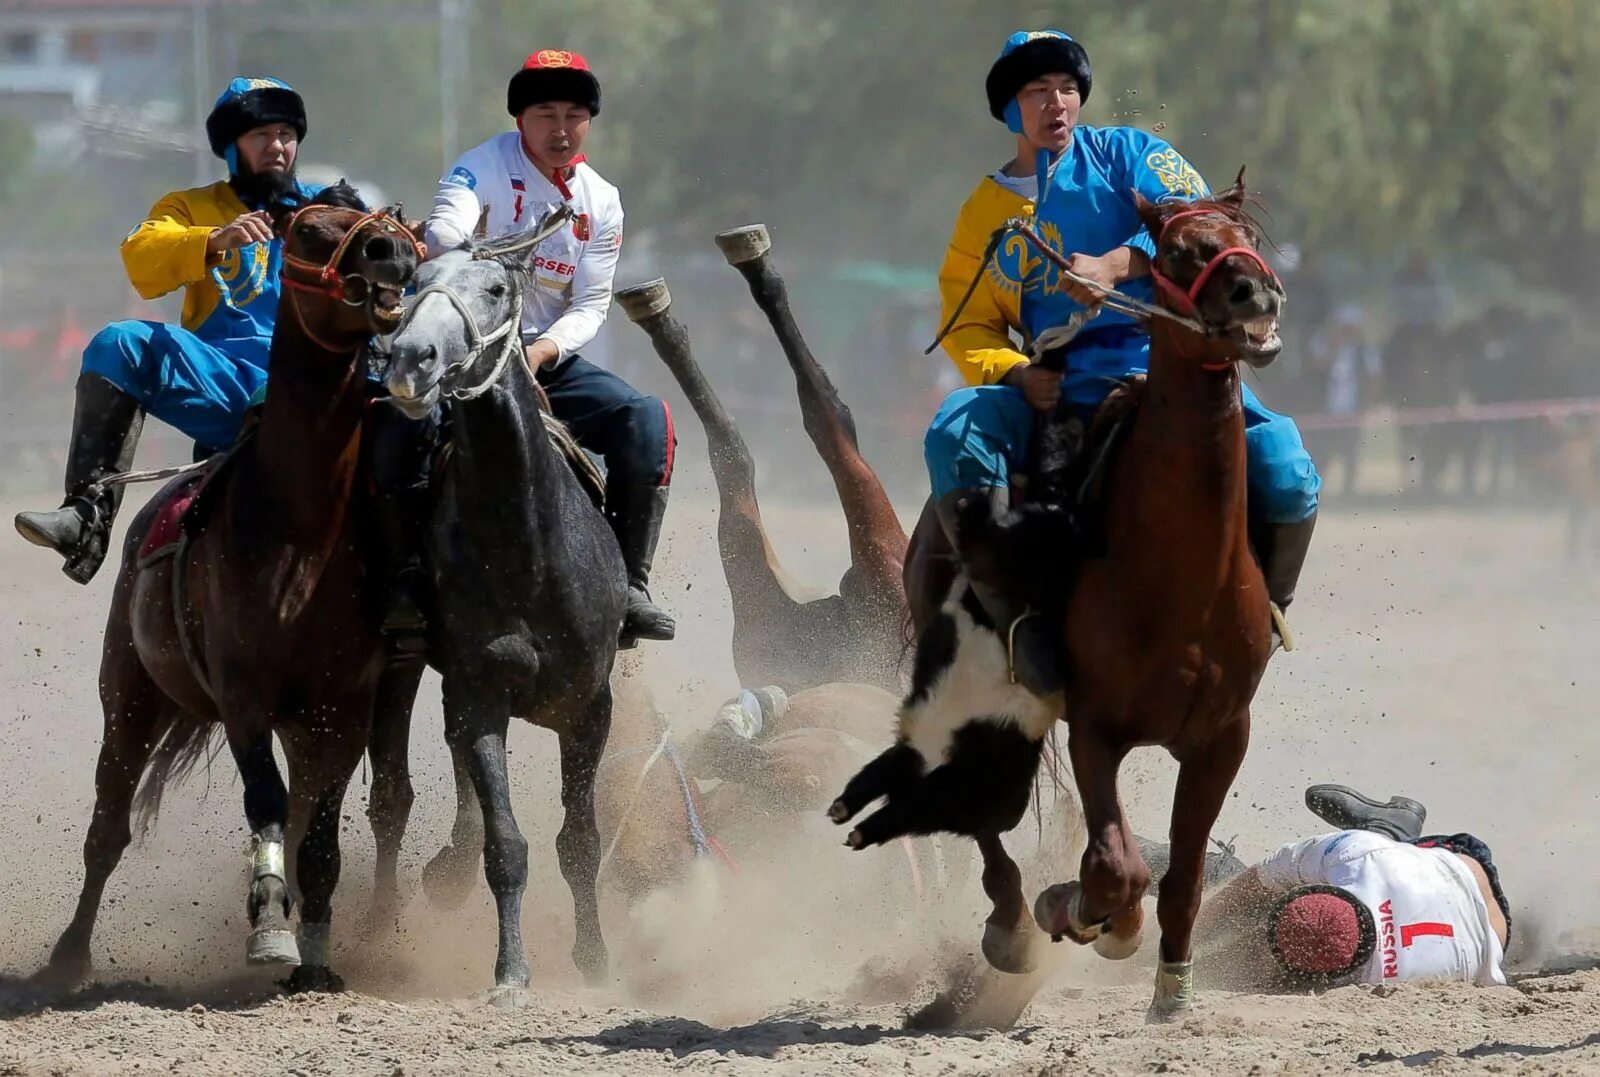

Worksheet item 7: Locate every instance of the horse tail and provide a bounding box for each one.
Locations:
[132,717,225,835]
[1030,726,1071,836]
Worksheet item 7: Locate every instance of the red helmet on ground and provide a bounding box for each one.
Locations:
[1268,885,1377,980]
[507,50,601,117]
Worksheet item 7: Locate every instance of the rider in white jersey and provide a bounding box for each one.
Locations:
[1189,784,1511,989]
[378,49,675,650]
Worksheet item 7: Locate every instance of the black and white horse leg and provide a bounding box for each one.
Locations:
[828,742,921,825]
[556,686,612,985]
[421,743,484,908]
[842,759,972,849]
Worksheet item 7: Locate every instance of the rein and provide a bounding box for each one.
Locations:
[928,210,1277,371]
[927,215,1209,357]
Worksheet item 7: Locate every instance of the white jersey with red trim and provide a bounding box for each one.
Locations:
[1258,830,1506,987]
[425,131,623,364]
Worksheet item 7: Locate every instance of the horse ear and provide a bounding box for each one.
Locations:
[1131,188,1165,239]
[1220,165,1249,206]
[473,205,491,239]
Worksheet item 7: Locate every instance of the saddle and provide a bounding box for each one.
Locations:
[538,408,607,509]
[906,376,1147,637]
[435,383,607,508]
[135,439,248,567]
[1020,373,1147,550]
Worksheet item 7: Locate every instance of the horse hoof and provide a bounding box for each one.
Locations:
[827,799,851,823]
[981,922,1039,974]
[421,848,477,910]
[487,985,530,1010]
[1032,881,1096,944]
[573,946,610,988]
[845,828,866,849]
[282,964,345,995]
[1148,959,1194,1022]
[1093,929,1143,961]
[247,928,301,966]
[31,954,90,989]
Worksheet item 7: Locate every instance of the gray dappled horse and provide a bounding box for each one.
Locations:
[372,208,628,1004]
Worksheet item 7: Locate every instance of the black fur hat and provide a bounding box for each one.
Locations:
[507,50,601,117]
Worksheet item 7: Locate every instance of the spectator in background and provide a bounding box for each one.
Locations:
[1386,253,1455,495]
[1312,304,1384,496]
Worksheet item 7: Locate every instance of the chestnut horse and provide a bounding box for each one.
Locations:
[37,189,423,993]
[838,174,1285,1019]
[615,223,908,695]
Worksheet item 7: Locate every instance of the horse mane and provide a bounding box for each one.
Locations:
[301,179,368,213]
[459,232,539,284]
[1160,192,1276,252]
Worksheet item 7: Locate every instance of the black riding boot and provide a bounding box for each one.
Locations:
[1137,835,1249,890]
[375,481,430,656]
[935,488,1065,698]
[1253,510,1317,653]
[1304,784,1427,842]
[608,481,676,647]
[14,373,145,585]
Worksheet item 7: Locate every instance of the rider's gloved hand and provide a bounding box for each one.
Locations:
[1002,363,1061,412]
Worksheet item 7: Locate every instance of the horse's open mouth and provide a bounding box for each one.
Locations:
[1230,317,1282,360]
[371,286,407,328]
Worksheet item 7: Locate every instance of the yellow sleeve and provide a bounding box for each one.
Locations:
[119,193,219,300]
[937,182,1030,387]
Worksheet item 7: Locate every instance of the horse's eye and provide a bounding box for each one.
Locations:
[488,282,508,298]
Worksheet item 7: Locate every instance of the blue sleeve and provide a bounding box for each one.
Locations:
[1109,128,1211,256]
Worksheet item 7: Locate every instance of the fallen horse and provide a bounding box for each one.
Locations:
[615,223,908,695]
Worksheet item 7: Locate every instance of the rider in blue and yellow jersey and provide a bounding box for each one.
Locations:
[14,77,322,584]
[925,31,1320,693]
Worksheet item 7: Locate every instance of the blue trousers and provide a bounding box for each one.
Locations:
[81,320,266,453]
[925,373,1320,524]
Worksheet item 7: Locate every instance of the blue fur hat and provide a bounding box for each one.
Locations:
[987,30,1092,134]
[205,77,307,173]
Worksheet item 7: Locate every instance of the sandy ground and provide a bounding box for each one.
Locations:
[2,425,1600,1074]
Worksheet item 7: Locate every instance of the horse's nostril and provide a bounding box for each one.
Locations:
[364,235,397,261]
[1229,280,1257,306]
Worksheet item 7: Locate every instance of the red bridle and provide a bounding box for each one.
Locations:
[1147,208,1278,320]
[280,205,427,305]
[278,205,427,353]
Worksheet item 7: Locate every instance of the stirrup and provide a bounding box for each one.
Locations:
[1004,609,1040,685]
[1269,602,1294,654]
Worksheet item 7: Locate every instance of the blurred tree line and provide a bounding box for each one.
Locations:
[6,0,1598,299]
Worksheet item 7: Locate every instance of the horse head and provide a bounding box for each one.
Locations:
[278,182,423,352]
[1135,167,1286,369]
[383,245,522,417]
[385,206,572,416]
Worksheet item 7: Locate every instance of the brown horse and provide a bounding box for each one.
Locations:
[615,223,907,695]
[37,189,423,993]
[837,174,1284,1020]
